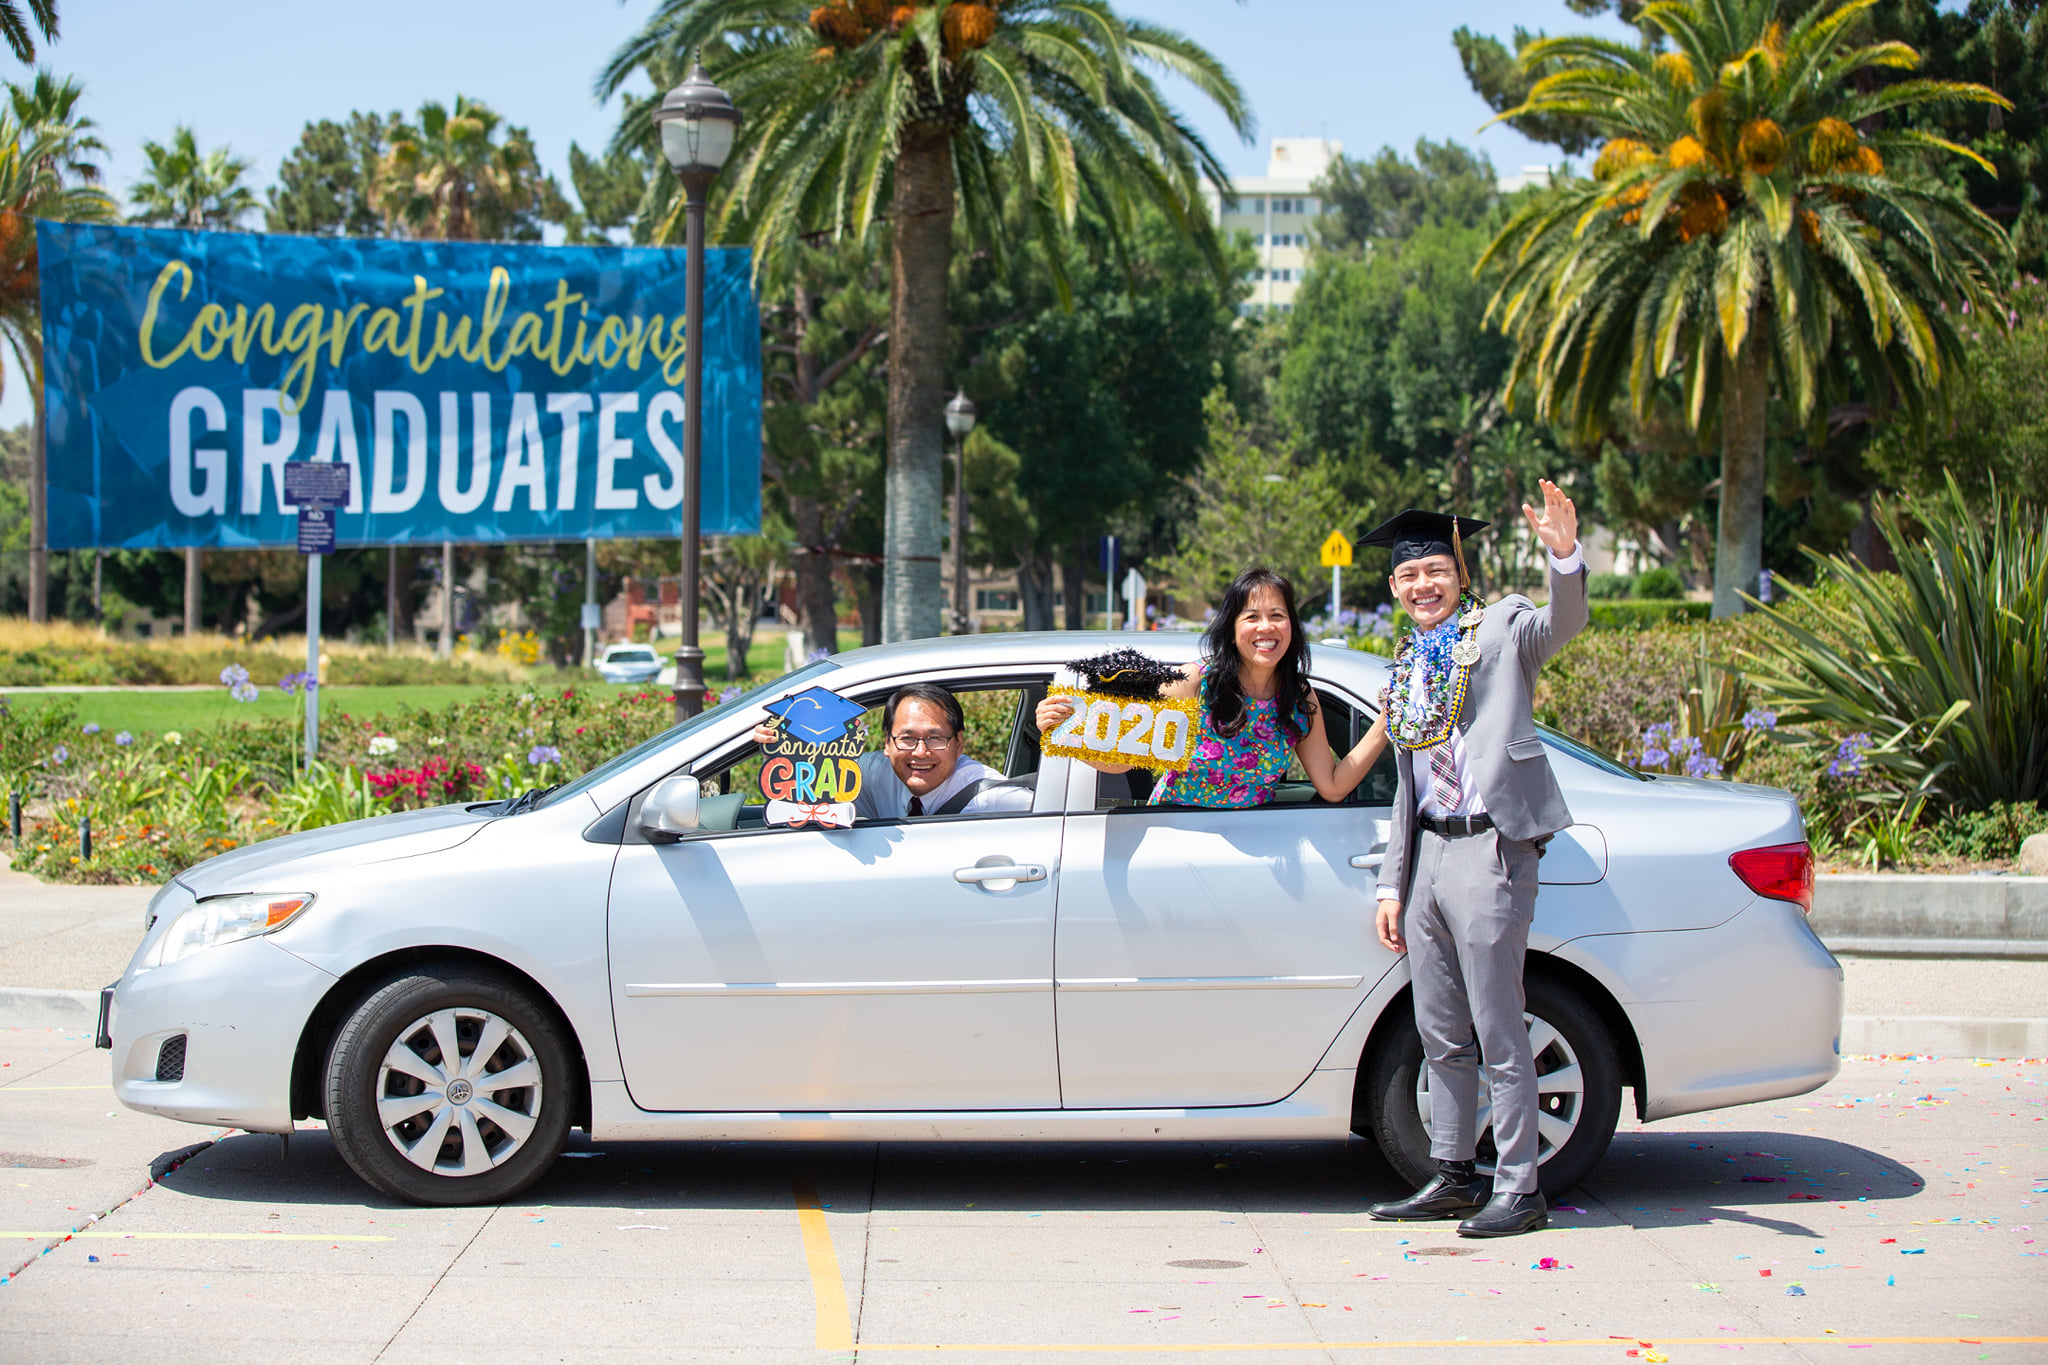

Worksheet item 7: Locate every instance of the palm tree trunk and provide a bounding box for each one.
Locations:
[1712,335,1769,618]
[880,124,954,643]
[788,496,839,657]
[27,393,46,623]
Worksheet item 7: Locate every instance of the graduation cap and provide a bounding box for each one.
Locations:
[762,686,867,745]
[1361,509,1491,574]
[1066,648,1183,699]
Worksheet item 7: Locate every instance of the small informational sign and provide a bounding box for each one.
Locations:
[1039,685,1199,773]
[580,601,603,630]
[296,506,336,555]
[757,686,867,827]
[283,460,352,509]
[1320,530,1353,568]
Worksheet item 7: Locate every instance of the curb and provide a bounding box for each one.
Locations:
[1812,874,2048,947]
[0,987,99,1031]
[1826,936,2048,960]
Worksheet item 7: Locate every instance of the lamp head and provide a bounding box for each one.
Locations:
[654,59,742,176]
[944,389,978,439]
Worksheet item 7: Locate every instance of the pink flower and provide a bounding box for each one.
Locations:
[1235,751,1261,771]
[1198,739,1225,760]
[1252,718,1275,741]
[1228,784,1249,804]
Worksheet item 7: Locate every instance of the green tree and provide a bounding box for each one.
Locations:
[266,111,400,236]
[1315,138,1501,251]
[0,0,56,64]
[128,125,257,229]
[1155,393,1347,603]
[373,95,565,243]
[1479,0,2010,617]
[600,0,1249,643]
[8,68,102,186]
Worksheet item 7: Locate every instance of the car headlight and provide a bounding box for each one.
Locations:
[143,893,316,968]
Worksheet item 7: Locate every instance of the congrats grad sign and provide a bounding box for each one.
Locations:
[37,222,763,549]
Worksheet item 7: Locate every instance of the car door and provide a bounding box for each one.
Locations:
[607,676,1067,1113]
[1052,683,1402,1109]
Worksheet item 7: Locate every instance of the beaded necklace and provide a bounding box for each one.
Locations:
[1387,592,1484,749]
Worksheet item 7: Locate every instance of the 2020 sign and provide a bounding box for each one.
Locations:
[1040,686,1199,773]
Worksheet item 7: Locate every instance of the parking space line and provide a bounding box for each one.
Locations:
[855,1338,2048,1353]
[0,1231,392,1241]
[792,1180,854,1352]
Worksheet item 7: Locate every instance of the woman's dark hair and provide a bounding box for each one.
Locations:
[884,682,965,738]
[1201,566,1315,740]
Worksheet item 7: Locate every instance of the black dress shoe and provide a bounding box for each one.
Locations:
[1456,1191,1548,1237]
[1368,1163,1491,1221]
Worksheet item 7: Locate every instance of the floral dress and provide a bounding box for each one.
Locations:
[1150,671,1309,809]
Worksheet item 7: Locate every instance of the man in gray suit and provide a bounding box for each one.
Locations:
[1363,482,1588,1237]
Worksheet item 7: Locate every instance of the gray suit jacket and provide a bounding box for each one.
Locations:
[1379,560,1589,905]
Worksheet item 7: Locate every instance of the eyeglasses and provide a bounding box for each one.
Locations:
[889,732,957,752]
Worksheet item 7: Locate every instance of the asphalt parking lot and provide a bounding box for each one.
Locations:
[1,1019,2042,1365]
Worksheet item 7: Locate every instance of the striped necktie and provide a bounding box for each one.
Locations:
[1429,742,1461,813]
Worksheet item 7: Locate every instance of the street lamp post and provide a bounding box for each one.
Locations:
[944,390,977,635]
[654,59,742,721]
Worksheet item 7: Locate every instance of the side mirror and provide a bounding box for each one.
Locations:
[639,775,702,842]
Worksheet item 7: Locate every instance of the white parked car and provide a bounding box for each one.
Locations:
[593,643,663,685]
[100,633,1843,1206]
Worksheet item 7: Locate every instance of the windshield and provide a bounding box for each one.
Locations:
[606,649,657,662]
[534,659,842,810]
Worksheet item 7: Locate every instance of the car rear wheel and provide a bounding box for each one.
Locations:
[1362,974,1622,1197]
[325,968,573,1206]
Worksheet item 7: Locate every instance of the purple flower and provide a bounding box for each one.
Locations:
[1227,784,1249,804]
[114,731,134,747]
[1684,751,1724,779]
[1197,739,1225,761]
[49,744,68,765]
[1741,708,1778,732]
[219,663,250,688]
[277,670,319,695]
[1235,752,1261,771]
[1639,745,1669,767]
[81,722,100,735]
[230,681,259,703]
[1827,732,1873,779]
[528,745,563,766]
[1252,718,1275,741]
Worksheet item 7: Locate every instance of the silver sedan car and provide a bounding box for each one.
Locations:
[593,643,664,685]
[100,633,1844,1206]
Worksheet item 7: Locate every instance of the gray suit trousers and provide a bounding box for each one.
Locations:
[1405,828,1543,1196]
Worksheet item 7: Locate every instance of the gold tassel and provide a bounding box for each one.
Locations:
[1451,518,1471,588]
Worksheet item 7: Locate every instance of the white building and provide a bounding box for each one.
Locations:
[1205,137,1341,318]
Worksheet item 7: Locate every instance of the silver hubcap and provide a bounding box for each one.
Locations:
[1413,1010,1585,1173]
[376,1007,543,1177]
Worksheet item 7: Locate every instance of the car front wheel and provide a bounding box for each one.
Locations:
[1362,974,1622,1197]
[324,968,573,1206]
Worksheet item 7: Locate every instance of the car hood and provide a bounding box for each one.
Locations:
[173,802,497,897]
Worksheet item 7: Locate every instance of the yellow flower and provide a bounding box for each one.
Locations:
[1655,51,1694,89]
[1594,138,1655,181]
[1668,135,1709,170]
[1738,119,1786,174]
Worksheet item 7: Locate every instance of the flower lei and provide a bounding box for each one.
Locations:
[1386,593,1484,749]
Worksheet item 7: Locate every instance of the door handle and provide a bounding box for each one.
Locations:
[954,863,1047,885]
[1349,853,1384,869]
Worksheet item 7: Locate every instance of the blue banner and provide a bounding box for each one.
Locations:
[38,222,762,549]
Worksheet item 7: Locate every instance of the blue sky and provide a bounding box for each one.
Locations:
[3,0,1634,424]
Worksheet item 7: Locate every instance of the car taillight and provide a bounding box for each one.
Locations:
[1729,842,1814,914]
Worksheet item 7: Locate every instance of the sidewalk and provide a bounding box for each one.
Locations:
[2,866,2043,1053]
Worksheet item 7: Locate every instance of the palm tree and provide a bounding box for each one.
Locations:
[9,69,103,186]
[600,1,1250,641]
[372,96,560,243]
[0,94,113,622]
[128,125,257,230]
[1478,0,2011,616]
[0,0,56,64]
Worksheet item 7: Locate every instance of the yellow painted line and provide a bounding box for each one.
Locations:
[792,1181,853,1352]
[0,1085,111,1091]
[0,1231,391,1241]
[855,1339,2048,1354]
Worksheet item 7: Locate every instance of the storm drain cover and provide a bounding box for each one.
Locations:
[1167,1259,1248,1270]
[1,1153,94,1169]
[1405,1246,1474,1257]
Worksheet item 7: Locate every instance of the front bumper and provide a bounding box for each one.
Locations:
[108,936,338,1135]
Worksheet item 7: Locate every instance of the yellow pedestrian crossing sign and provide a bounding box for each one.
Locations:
[1320,530,1353,568]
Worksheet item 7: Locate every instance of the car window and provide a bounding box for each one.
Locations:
[1092,685,1393,812]
[692,679,1046,833]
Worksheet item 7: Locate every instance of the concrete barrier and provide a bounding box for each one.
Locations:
[1812,873,2048,958]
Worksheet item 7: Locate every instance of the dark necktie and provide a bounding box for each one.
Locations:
[907,795,924,817]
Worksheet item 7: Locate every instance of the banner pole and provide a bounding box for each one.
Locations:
[584,538,597,667]
[1331,563,1341,622]
[305,553,322,762]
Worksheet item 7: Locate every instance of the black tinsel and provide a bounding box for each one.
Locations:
[1066,648,1183,698]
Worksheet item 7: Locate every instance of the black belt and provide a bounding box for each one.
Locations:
[1420,812,1494,837]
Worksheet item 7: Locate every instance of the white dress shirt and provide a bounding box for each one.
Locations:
[852,752,1033,819]
[1377,543,1581,901]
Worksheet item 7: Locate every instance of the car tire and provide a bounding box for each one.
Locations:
[324,967,573,1207]
[1362,974,1622,1198]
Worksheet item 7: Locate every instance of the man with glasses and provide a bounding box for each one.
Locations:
[754,682,1032,819]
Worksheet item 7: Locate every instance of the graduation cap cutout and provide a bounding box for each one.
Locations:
[763,686,867,745]
[1066,648,1184,699]
[1360,509,1491,571]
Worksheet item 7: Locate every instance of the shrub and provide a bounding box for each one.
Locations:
[1588,572,1634,600]
[1923,801,2048,863]
[1587,600,1710,630]
[1738,476,2048,811]
[1632,565,1684,598]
